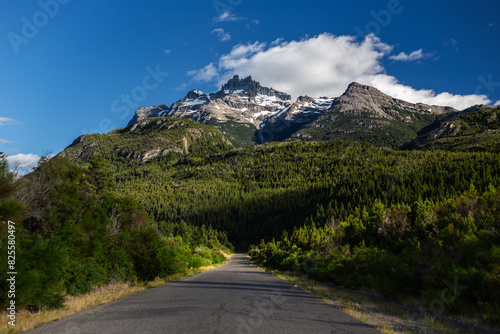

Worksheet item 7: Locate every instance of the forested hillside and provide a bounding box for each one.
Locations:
[0,154,232,311]
[59,117,234,162]
[103,140,500,250]
[250,186,500,325]
[409,106,500,152]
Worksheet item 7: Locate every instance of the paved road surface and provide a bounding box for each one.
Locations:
[27,253,379,333]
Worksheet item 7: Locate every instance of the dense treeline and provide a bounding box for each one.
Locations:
[0,155,232,311]
[107,140,500,249]
[249,187,500,325]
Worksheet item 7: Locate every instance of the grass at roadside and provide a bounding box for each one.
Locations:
[0,260,230,334]
[251,263,498,334]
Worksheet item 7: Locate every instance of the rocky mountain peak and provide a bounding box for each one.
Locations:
[218,75,292,101]
[127,104,169,126]
[221,75,259,93]
[344,82,382,95]
[124,77,461,149]
[186,89,207,99]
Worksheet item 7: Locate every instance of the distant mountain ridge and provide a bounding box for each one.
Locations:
[407,105,500,152]
[126,76,494,149]
[262,81,458,148]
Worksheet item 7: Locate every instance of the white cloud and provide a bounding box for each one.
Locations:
[163,49,172,55]
[251,19,260,25]
[495,100,500,106]
[187,63,219,82]
[389,49,432,62]
[213,11,241,23]
[0,138,14,144]
[211,28,231,42]
[271,38,284,46]
[0,117,17,126]
[187,33,489,110]
[6,153,41,172]
[360,75,490,110]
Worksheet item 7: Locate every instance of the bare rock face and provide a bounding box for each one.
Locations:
[128,104,169,126]
[166,75,293,129]
[126,77,461,148]
[259,82,458,147]
[213,75,292,101]
[331,82,454,119]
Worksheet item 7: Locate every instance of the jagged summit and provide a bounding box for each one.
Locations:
[126,78,461,148]
[221,75,259,93]
[216,75,291,101]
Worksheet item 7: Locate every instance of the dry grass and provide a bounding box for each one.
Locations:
[220,250,233,260]
[0,261,229,334]
[253,265,463,334]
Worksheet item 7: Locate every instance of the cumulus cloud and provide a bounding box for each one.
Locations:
[360,75,490,110]
[389,49,432,62]
[187,63,219,82]
[6,153,41,173]
[213,11,241,23]
[211,28,231,42]
[495,100,500,106]
[0,117,17,126]
[187,33,489,110]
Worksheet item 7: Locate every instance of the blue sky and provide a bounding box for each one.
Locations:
[1,0,499,171]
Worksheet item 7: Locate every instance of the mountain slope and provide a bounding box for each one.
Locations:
[408,105,500,152]
[260,82,456,148]
[127,75,293,147]
[128,77,460,149]
[59,117,234,162]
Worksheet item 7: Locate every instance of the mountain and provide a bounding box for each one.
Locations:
[262,82,458,148]
[59,117,234,162]
[128,75,293,147]
[407,105,500,152]
[128,77,460,148]
[127,104,170,125]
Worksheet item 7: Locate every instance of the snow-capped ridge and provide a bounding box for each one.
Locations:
[127,78,460,147]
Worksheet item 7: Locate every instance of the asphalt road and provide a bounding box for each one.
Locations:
[27,253,379,334]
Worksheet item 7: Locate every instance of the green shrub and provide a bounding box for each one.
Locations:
[15,237,67,310]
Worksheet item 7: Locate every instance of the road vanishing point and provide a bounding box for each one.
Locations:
[27,253,379,333]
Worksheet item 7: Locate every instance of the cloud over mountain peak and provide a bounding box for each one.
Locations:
[188,33,489,110]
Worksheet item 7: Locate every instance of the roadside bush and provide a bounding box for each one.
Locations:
[251,189,500,325]
[15,237,67,310]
